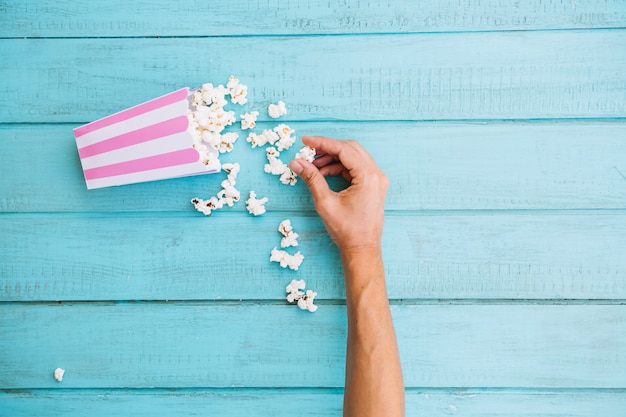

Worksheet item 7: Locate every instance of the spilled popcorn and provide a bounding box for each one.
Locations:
[191,163,241,215]
[286,279,318,312]
[54,368,65,382]
[278,219,299,248]
[273,124,296,151]
[270,219,304,270]
[263,147,298,186]
[268,100,287,118]
[188,79,318,312]
[245,191,268,216]
[240,111,259,130]
[270,247,304,271]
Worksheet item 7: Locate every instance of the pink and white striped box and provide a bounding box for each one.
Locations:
[73,88,220,189]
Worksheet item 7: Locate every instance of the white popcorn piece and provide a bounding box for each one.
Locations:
[295,145,316,163]
[286,279,306,303]
[186,76,248,163]
[218,132,239,153]
[240,111,259,130]
[54,368,65,382]
[268,100,287,118]
[278,219,294,236]
[191,163,241,215]
[246,190,269,216]
[273,124,296,151]
[264,146,289,175]
[297,290,318,312]
[270,247,304,271]
[246,132,263,148]
[227,75,248,105]
[285,281,318,313]
[280,231,299,248]
[260,129,280,145]
[191,196,223,216]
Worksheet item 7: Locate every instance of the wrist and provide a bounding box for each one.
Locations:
[339,243,383,263]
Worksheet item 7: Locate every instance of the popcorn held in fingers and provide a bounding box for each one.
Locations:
[286,279,306,303]
[270,247,304,271]
[295,145,316,163]
[240,111,259,130]
[54,368,65,382]
[246,191,269,216]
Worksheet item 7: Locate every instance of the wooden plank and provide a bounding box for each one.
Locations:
[0,303,624,389]
[1,121,625,213]
[1,390,625,417]
[1,30,625,123]
[2,0,626,37]
[1,212,625,302]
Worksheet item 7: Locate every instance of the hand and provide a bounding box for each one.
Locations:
[289,136,389,255]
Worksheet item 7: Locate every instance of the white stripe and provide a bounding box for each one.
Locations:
[75,100,189,148]
[85,160,221,190]
[79,131,196,170]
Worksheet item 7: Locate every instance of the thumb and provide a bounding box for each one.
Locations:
[290,159,331,201]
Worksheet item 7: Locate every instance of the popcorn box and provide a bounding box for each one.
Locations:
[73,88,220,189]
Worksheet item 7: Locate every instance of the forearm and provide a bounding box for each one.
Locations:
[342,248,405,417]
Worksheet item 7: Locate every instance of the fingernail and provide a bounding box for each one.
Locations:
[290,159,304,175]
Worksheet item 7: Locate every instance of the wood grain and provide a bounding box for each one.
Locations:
[1,303,624,389]
[2,0,625,37]
[1,1,625,414]
[1,30,625,123]
[1,390,625,417]
[1,213,625,302]
[1,121,625,213]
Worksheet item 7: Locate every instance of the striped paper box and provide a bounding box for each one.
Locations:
[73,88,220,189]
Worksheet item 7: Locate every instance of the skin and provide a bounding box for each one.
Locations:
[290,136,405,417]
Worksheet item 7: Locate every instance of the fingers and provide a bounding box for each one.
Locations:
[302,136,376,176]
[289,159,332,202]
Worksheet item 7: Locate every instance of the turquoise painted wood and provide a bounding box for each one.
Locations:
[2,30,626,123]
[2,121,626,212]
[1,304,624,389]
[2,213,625,301]
[2,0,626,37]
[1,1,625,416]
[2,391,626,417]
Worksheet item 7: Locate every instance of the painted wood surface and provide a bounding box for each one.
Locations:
[2,30,626,123]
[2,390,625,417]
[1,1,625,416]
[2,0,626,37]
[2,213,625,301]
[2,121,626,213]
[1,304,624,389]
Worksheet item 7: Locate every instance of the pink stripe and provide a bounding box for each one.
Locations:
[78,116,189,159]
[83,148,200,180]
[74,88,189,137]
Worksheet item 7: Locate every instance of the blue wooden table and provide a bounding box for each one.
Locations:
[1,1,626,416]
